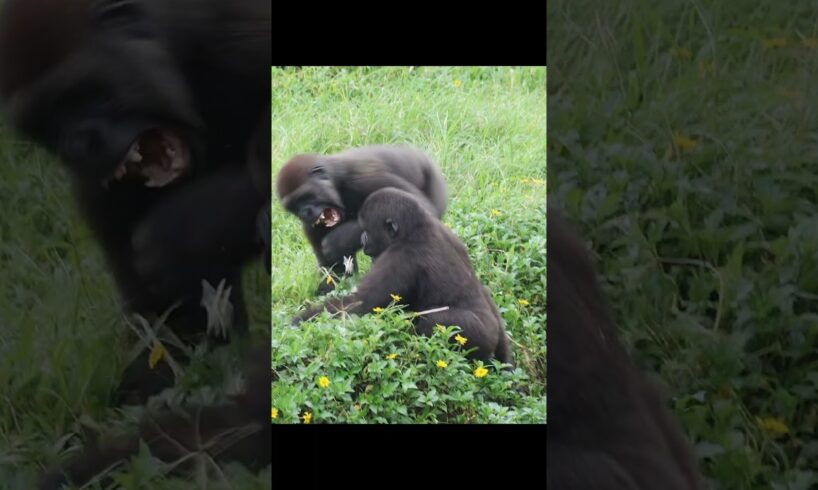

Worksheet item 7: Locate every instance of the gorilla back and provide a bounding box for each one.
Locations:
[547,209,702,489]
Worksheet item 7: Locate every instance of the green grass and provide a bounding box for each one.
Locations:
[270,67,547,424]
[549,1,818,488]
[0,133,270,486]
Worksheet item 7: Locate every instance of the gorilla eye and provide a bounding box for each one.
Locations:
[309,166,327,177]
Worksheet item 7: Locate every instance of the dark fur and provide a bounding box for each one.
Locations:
[293,188,512,365]
[547,209,702,489]
[0,0,271,404]
[276,145,448,294]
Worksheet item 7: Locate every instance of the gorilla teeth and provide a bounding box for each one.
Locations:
[127,146,143,163]
[314,209,341,227]
[113,163,127,179]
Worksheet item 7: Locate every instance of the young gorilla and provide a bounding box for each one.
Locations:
[293,188,512,365]
[547,210,703,490]
[0,0,271,404]
[277,145,448,295]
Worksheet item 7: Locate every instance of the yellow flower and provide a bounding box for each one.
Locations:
[454,79,462,88]
[354,404,361,411]
[148,343,166,369]
[326,275,335,285]
[386,353,398,360]
[517,299,530,307]
[454,334,468,346]
[756,417,789,437]
[474,367,489,378]
[436,360,448,369]
[673,132,698,151]
[390,294,402,302]
[271,407,279,419]
[490,209,503,217]
[302,411,312,424]
[762,37,788,49]
[373,307,384,313]
[436,324,446,333]
[670,47,692,61]
[318,376,331,389]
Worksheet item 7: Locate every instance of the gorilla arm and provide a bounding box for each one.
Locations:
[132,165,266,296]
[318,220,365,266]
[292,249,414,325]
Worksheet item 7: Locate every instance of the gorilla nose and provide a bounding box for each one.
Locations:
[299,205,320,222]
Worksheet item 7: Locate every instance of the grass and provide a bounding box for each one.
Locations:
[549,1,818,488]
[0,129,270,486]
[270,67,547,424]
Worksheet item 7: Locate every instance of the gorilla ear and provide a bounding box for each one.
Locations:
[385,218,399,237]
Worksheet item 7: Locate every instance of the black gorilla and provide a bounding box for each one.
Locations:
[0,0,272,403]
[547,209,703,489]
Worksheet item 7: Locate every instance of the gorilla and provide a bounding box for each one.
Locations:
[547,209,703,489]
[0,0,272,404]
[276,145,447,294]
[293,188,512,365]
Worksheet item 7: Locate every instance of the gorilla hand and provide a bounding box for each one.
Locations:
[132,167,263,296]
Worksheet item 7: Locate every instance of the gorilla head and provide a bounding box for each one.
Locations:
[0,0,203,187]
[359,187,431,259]
[277,153,345,227]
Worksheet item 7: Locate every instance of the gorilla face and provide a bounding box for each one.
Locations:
[2,1,203,188]
[278,157,345,227]
[359,218,397,259]
[358,189,422,259]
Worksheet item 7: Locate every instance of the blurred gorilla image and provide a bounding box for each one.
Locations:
[547,209,702,489]
[0,0,272,486]
[0,0,271,402]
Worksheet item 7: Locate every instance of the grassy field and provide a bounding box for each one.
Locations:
[270,67,547,424]
[0,135,270,485]
[549,1,818,488]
